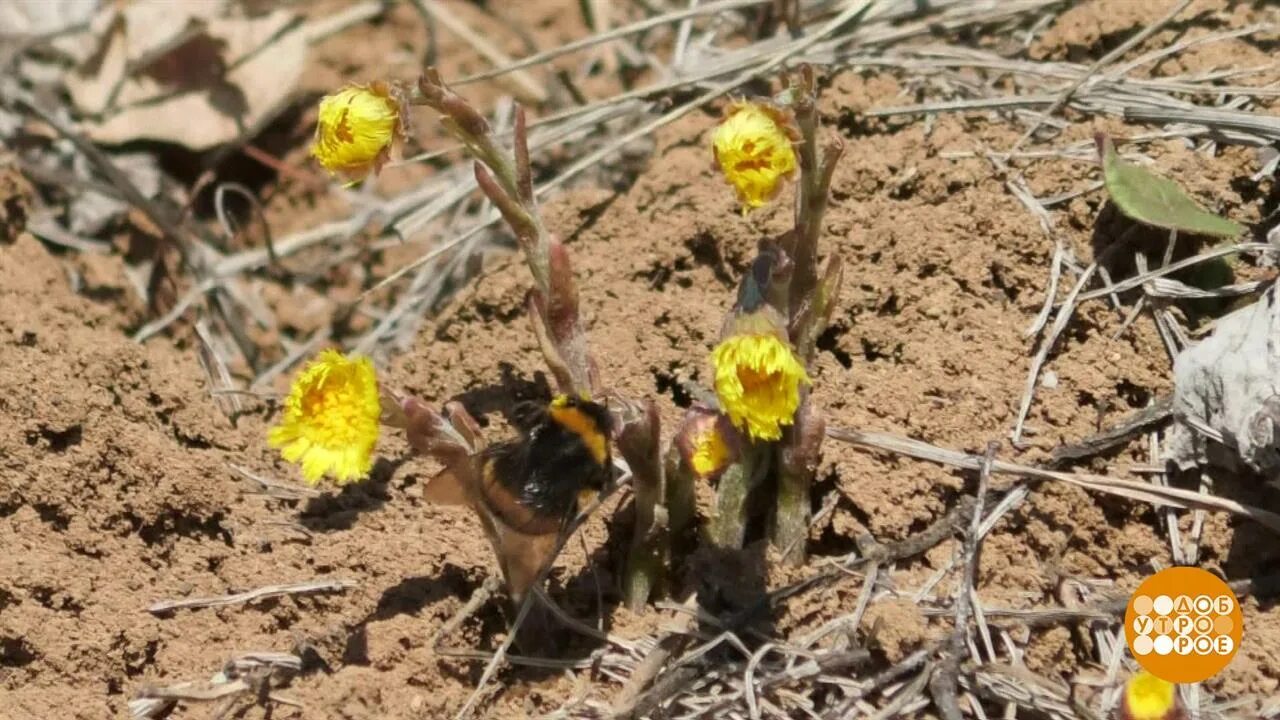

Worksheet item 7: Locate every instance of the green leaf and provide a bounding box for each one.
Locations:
[1098,135,1245,239]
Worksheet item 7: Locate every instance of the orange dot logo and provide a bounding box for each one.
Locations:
[1125,567,1243,683]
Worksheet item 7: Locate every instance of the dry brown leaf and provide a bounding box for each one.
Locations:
[0,0,99,38]
[65,5,304,150]
[65,1,228,112]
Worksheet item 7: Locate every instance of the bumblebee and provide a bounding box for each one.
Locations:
[425,394,614,601]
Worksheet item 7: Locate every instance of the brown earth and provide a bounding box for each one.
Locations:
[2,0,1280,718]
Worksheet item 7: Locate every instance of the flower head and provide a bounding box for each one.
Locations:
[1121,671,1180,720]
[691,426,730,476]
[711,332,809,442]
[268,350,381,485]
[712,101,798,213]
[311,82,405,184]
[676,409,739,479]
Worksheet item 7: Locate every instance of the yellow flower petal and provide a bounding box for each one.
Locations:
[710,333,809,442]
[689,423,731,477]
[712,102,797,213]
[1124,671,1178,720]
[311,83,403,184]
[268,349,381,485]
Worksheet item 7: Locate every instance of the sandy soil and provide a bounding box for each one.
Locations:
[2,0,1279,718]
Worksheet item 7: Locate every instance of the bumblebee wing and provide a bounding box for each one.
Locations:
[509,401,549,433]
[496,524,560,601]
[423,464,471,506]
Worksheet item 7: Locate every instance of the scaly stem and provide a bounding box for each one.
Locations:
[707,443,767,549]
[787,66,845,337]
[623,494,667,611]
[412,69,595,395]
[773,459,809,563]
[665,445,695,548]
[619,399,667,610]
[790,255,844,367]
[768,68,841,565]
[771,397,825,565]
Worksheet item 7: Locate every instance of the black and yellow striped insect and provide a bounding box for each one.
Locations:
[425,394,613,601]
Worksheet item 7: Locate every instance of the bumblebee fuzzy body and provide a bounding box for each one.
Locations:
[478,395,614,535]
[425,394,613,600]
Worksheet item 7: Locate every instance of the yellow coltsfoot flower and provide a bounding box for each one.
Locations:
[676,409,738,479]
[712,101,798,213]
[1121,671,1182,720]
[311,82,406,184]
[711,332,809,442]
[690,425,730,476]
[269,349,382,485]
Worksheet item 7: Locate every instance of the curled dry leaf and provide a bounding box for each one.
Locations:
[0,0,99,38]
[65,4,305,150]
[1167,283,1280,480]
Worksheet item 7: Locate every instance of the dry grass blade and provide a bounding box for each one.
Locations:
[356,209,490,304]
[1048,394,1175,466]
[867,94,1058,116]
[965,664,1081,720]
[454,591,537,719]
[1026,238,1066,338]
[611,595,700,717]
[300,0,386,43]
[1012,261,1096,444]
[413,0,547,104]
[533,585,641,653]
[148,578,356,613]
[130,652,303,719]
[227,463,321,499]
[454,0,771,85]
[866,663,933,720]
[1125,105,1280,142]
[1010,0,1195,149]
[132,277,221,342]
[539,0,877,196]
[828,645,937,718]
[929,443,995,720]
[1074,243,1269,303]
[1107,23,1275,79]
[133,679,250,702]
[826,426,1280,534]
[818,39,1280,148]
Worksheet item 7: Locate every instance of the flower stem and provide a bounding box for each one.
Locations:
[619,400,667,610]
[773,458,810,564]
[665,445,695,547]
[411,69,596,396]
[787,65,845,354]
[623,497,667,611]
[707,443,767,549]
[771,397,825,564]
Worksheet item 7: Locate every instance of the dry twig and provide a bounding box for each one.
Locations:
[827,425,1280,534]
[148,578,355,614]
